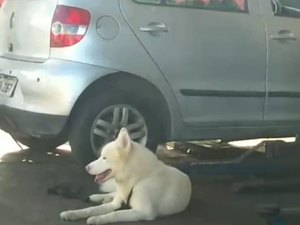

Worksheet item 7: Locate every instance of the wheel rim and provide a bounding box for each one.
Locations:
[90,104,148,155]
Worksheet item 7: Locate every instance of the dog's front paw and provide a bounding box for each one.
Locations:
[88,194,113,204]
[102,196,113,204]
[87,216,106,225]
[60,210,80,221]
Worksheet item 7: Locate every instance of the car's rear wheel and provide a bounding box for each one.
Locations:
[69,90,162,165]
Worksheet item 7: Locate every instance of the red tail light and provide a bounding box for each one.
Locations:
[50,5,91,48]
[0,0,5,9]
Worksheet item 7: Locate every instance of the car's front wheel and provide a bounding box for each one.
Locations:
[69,90,162,165]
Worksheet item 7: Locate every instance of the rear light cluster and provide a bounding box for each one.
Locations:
[0,0,5,9]
[50,5,91,48]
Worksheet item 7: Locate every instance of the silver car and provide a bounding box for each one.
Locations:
[0,0,300,164]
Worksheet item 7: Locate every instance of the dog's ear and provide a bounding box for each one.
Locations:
[116,128,132,152]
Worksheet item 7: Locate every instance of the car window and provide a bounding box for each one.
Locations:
[134,0,248,13]
[272,0,300,18]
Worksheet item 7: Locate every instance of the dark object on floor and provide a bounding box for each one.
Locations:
[176,141,300,178]
[178,157,300,178]
[47,183,91,202]
[257,204,300,225]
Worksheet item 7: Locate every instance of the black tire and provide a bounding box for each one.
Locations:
[17,136,67,151]
[69,90,162,166]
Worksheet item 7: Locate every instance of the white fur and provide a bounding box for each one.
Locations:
[98,179,116,193]
[88,193,115,204]
[60,128,192,225]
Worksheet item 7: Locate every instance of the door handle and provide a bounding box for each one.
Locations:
[140,22,168,33]
[270,30,297,41]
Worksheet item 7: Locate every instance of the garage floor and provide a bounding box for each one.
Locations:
[0,136,300,225]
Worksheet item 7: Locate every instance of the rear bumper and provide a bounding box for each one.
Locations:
[0,57,116,116]
[0,57,116,137]
[0,106,67,138]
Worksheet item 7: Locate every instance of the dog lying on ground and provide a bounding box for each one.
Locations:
[60,128,192,225]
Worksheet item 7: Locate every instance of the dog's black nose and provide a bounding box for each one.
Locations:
[85,165,90,172]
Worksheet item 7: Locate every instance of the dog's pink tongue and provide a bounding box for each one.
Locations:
[94,174,105,184]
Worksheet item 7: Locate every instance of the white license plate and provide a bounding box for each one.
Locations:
[0,75,18,97]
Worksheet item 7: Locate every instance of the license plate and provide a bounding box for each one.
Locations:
[0,75,18,97]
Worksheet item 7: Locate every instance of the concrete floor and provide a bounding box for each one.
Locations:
[0,133,299,225]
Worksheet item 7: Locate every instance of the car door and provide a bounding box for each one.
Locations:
[261,0,300,122]
[120,0,266,127]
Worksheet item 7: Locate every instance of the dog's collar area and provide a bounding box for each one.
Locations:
[116,188,133,211]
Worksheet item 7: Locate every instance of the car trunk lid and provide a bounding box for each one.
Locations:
[0,0,59,62]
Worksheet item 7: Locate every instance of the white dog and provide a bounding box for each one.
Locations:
[60,128,192,225]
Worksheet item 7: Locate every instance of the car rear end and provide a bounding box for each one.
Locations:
[0,0,112,140]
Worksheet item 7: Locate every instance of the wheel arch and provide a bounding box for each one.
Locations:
[68,72,172,141]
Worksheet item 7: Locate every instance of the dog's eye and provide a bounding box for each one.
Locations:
[102,157,107,160]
